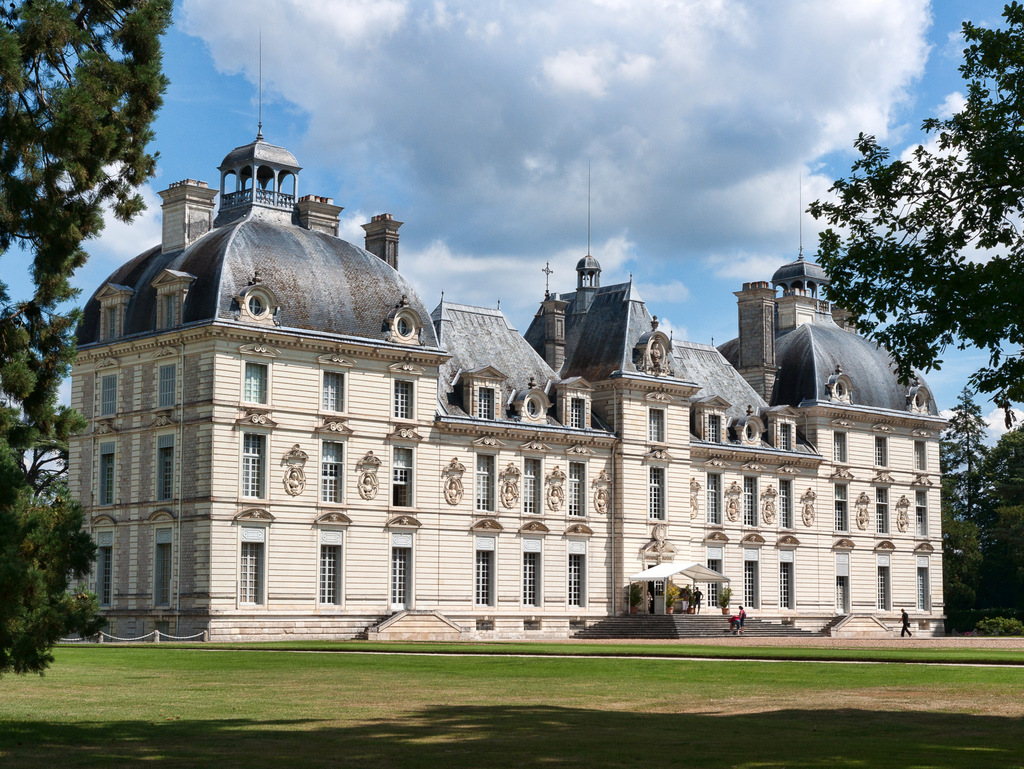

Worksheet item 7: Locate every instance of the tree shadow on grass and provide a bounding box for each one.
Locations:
[2,707,1021,769]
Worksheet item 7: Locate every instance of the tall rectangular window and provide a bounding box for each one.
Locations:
[875,487,889,534]
[877,565,891,610]
[916,491,928,536]
[164,294,176,328]
[707,414,722,443]
[522,550,540,606]
[394,380,413,419]
[917,566,930,610]
[743,559,760,609]
[834,484,848,532]
[706,473,722,525]
[99,441,115,505]
[244,362,268,404]
[874,436,888,467]
[478,387,495,420]
[833,432,847,463]
[157,434,174,501]
[101,374,117,416]
[319,544,342,605]
[320,441,343,503]
[392,447,413,507]
[105,306,118,340]
[475,547,494,606]
[391,547,410,607]
[779,479,793,528]
[97,542,113,606]
[158,364,176,408]
[779,560,794,609]
[568,462,585,516]
[239,540,264,604]
[914,440,927,471]
[241,433,266,498]
[706,557,722,609]
[743,477,757,526]
[154,529,172,607]
[476,455,495,511]
[569,398,586,429]
[779,423,793,451]
[648,409,665,443]
[568,553,585,606]
[649,467,666,520]
[322,371,344,412]
[523,458,542,515]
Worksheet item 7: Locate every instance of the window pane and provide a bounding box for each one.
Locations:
[779,479,792,528]
[157,439,174,501]
[155,541,172,606]
[568,462,585,516]
[321,441,343,503]
[523,459,541,515]
[322,372,344,411]
[916,491,928,536]
[875,437,888,466]
[394,380,413,419]
[833,432,847,463]
[568,553,585,606]
[158,364,176,408]
[649,409,665,443]
[523,551,539,606]
[242,433,266,498]
[476,455,495,511]
[478,388,495,420]
[706,473,721,524]
[834,484,848,531]
[392,447,413,506]
[239,541,264,604]
[475,550,494,605]
[649,467,665,520]
[875,487,889,534]
[101,374,117,416]
[743,477,757,526]
[244,362,267,403]
[319,544,342,605]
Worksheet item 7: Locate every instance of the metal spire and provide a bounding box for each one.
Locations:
[256,29,264,141]
[542,261,553,299]
[587,162,591,256]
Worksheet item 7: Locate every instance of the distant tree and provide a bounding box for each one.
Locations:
[941,506,982,611]
[0,0,171,675]
[976,428,1024,609]
[809,3,1024,425]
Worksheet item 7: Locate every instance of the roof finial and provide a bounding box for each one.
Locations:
[798,171,803,261]
[542,261,553,299]
[497,298,501,310]
[651,315,659,331]
[587,162,591,256]
[256,29,264,141]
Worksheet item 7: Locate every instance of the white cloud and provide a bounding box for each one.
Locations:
[635,279,690,303]
[85,182,163,264]
[984,407,1024,443]
[937,90,966,119]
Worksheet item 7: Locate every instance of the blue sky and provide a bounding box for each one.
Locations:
[19,0,1022,435]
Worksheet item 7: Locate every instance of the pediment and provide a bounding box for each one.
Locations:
[471,518,504,532]
[873,470,895,484]
[91,513,117,525]
[558,376,593,392]
[644,448,673,463]
[645,391,673,404]
[831,467,855,480]
[237,409,277,427]
[914,542,935,553]
[389,361,425,376]
[741,461,767,473]
[566,444,595,457]
[386,514,422,529]
[388,426,424,442]
[564,523,594,536]
[519,521,550,534]
[96,282,135,300]
[830,419,855,428]
[740,533,766,546]
[911,473,933,487]
[235,508,274,521]
[316,418,352,436]
[151,268,196,289]
[315,511,352,525]
[832,538,856,550]
[317,352,354,367]
[472,435,506,448]
[151,345,180,359]
[703,531,729,544]
[777,465,799,475]
[147,508,175,522]
[872,423,896,433]
[93,421,118,435]
[912,429,935,438]
[704,458,728,468]
[238,343,280,358]
[464,365,508,381]
[520,440,552,453]
[95,355,120,369]
[776,535,800,547]
[874,540,896,551]
[694,395,731,410]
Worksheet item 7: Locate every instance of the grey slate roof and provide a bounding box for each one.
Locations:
[771,256,829,286]
[524,281,684,382]
[219,137,301,171]
[672,340,766,420]
[432,301,558,418]
[78,210,438,347]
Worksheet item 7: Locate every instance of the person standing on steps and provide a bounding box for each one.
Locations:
[694,587,703,614]
[901,608,912,638]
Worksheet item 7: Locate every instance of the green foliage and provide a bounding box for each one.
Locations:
[717,586,732,609]
[664,583,680,608]
[628,582,642,608]
[943,606,1024,633]
[809,3,1024,422]
[975,616,1024,636]
[0,0,170,675]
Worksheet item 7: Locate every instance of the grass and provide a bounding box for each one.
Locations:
[1,645,1023,768]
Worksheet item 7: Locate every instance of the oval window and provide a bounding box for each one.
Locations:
[834,381,846,399]
[527,398,540,418]
[248,294,265,317]
[745,424,757,442]
[397,316,412,337]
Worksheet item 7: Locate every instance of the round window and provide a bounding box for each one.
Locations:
[526,398,540,418]
[834,381,846,399]
[396,316,412,337]
[914,391,926,409]
[745,424,757,442]
[248,294,265,317]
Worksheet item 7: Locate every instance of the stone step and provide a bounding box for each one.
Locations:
[575,614,822,640]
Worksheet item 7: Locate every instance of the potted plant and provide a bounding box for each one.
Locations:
[718,587,733,615]
[628,583,643,615]
[665,583,679,614]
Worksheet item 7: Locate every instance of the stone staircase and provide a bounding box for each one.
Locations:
[574,613,821,640]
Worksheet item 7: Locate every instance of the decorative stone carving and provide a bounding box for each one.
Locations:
[546,465,566,512]
[912,473,933,487]
[150,414,175,428]
[777,465,799,475]
[317,352,354,367]
[592,470,611,515]
[95,355,120,369]
[388,426,423,441]
[644,448,673,462]
[703,531,729,544]
[777,534,800,547]
[500,462,521,509]
[801,488,817,527]
[386,514,421,528]
[281,444,308,496]
[235,508,273,521]
[874,540,895,551]
[914,542,935,553]
[873,470,895,484]
[238,342,279,357]
[855,492,871,530]
[725,481,742,522]
[566,444,594,456]
[833,538,855,550]
[318,418,352,435]
[831,467,855,480]
[519,521,550,534]
[645,391,672,403]
[652,523,668,548]
[742,461,767,473]
[704,458,727,468]
[152,345,179,359]
[237,409,277,427]
[388,361,424,376]
[442,458,466,506]
[357,451,381,501]
[473,435,506,448]
[872,423,896,433]
[911,429,935,438]
[896,495,911,532]
[93,422,117,435]
[520,440,552,453]
[636,324,672,376]
[316,512,352,524]
[471,518,503,532]
[690,477,702,519]
[740,532,766,545]
[761,484,777,525]
[565,523,594,536]
[830,419,855,428]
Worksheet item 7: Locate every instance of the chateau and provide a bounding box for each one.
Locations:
[69,133,946,640]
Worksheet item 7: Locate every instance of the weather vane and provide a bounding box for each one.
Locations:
[542,261,553,298]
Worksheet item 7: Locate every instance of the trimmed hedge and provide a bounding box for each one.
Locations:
[945,607,1024,634]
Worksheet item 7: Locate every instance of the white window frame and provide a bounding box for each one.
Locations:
[649,466,666,520]
[568,462,586,517]
[706,473,722,525]
[475,537,495,606]
[779,478,793,528]
[834,484,848,532]
[100,373,117,416]
[833,431,847,463]
[321,370,345,413]
[243,361,269,405]
[779,554,794,610]
[320,441,344,503]
[319,530,344,606]
[916,490,928,536]
[158,364,176,409]
[96,531,114,606]
[569,397,586,429]
[568,547,586,607]
[476,454,496,512]
[874,436,888,467]
[648,408,665,443]
[875,487,889,534]
[743,552,760,609]
[241,432,267,499]
[779,423,793,451]
[393,379,414,420]
[392,447,414,507]
[917,560,931,611]
[707,413,722,443]
[238,527,266,606]
[478,387,495,420]
[743,476,757,527]
[522,541,541,607]
[523,458,542,516]
[914,440,927,472]
[877,561,891,611]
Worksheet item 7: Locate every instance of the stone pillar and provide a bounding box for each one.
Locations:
[539,294,569,370]
[362,213,403,269]
[296,195,344,236]
[734,281,778,401]
[158,180,218,254]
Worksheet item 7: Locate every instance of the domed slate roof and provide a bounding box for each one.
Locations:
[77,211,438,348]
[576,254,601,272]
[771,256,828,286]
[219,137,300,172]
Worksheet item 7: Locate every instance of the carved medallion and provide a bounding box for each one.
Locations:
[500,462,521,509]
[801,488,817,527]
[761,484,778,525]
[546,465,566,513]
[690,477,702,519]
[725,481,742,522]
[357,451,381,501]
[592,470,611,515]
[442,457,466,506]
[896,495,911,532]
[282,444,308,497]
[855,492,871,531]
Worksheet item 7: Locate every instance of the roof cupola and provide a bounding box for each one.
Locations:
[216,134,302,225]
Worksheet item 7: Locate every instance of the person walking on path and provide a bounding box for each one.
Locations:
[694,587,703,614]
[901,608,912,637]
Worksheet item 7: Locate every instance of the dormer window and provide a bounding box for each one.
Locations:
[96,283,135,342]
[478,387,495,420]
[826,365,853,404]
[235,279,279,327]
[248,294,266,318]
[569,398,586,429]
[152,269,195,331]
[780,423,793,451]
[555,377,593,431]
[735,407,765,447]
[708,414,722,443]
[105,306,119,340]
[512,380,551,424]
[907,383,932,414]
[385,295,422,345]
[692,396,730,444]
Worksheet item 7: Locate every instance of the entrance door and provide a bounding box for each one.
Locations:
[836,575,849,614]
[391,547,411,610]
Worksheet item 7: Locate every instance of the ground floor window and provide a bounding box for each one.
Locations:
[475,546,495,606]
[391,546,411,609]
[706,551,722,609]
[523,550,540,607]
[836,575,849,614]
[239,538,264,605]
[568,552,585,607]
[877,565,891,611]
[97,532,113,606]
[154,529,172,607]
[779,559,793,610]
[319,543,342,606]
[743,558,759,609]
[917,565,930,611]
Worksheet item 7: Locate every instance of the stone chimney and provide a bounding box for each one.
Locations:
[362,213,402,269]
[296,195,344,236]
[539,293,569,370]
[734,281,778,401]
[158,179,217,254]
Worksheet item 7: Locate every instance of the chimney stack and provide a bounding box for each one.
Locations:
[158,179,217,254]
[539,294,569,370]
[362,213,402,270]
[296,195,344,236]
[734,281,778,401]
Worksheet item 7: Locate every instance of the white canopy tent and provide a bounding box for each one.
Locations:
[629,562,730,584]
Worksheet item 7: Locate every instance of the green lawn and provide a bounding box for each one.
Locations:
[2,645,1023,768]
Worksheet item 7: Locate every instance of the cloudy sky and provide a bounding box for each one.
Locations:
[43,0,1023,435]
